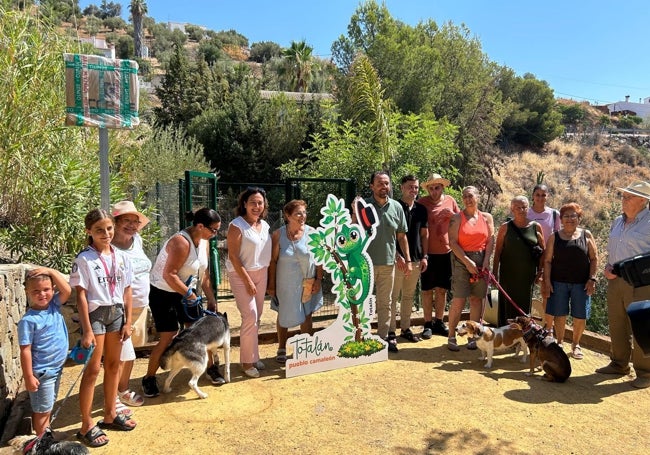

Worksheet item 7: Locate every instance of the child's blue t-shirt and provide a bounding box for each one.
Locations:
[17,294,69,372]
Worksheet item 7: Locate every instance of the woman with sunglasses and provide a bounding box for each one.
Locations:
[542,203,598,359]
[141,208,221,397]
[226,188,272,378]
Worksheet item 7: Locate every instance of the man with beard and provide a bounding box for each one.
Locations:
[417,174,459,338]
[362,171,411,353]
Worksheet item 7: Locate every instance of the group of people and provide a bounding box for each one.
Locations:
[16,176,650,446]
[357,171,649,391]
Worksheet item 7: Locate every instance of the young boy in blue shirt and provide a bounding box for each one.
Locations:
[18,267,71,435]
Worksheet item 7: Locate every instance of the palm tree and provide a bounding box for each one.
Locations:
[129,0,147,58]
[282,40,313,92]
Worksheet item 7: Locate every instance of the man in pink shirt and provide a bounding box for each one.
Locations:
[417,174,460,338]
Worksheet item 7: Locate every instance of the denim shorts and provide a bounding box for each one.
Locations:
[89,304,124,335]
[546,281,591,319]
[29,368,62,413]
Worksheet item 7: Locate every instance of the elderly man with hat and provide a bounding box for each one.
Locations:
[597,181,650,388]
[417,174,460,338]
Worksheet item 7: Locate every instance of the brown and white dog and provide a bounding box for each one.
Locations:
[456,320,528,368]
[510,316,571,382]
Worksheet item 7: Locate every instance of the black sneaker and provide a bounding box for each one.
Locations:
[142,375,159,397]
[431,319,449,337]
[386,332,399,353]
[421,321,433,339]
[206,364,225,385]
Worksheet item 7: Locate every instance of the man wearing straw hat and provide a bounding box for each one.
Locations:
[597,181,650,389]
[417,174,459,338]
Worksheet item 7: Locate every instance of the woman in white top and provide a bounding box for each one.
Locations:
[142,208,220,397]
[111,201,151,409]
[527,184,561,321]
[527,184,561,243]
[226,187,272,378]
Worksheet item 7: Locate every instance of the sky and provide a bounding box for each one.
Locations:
[78,0,650,106]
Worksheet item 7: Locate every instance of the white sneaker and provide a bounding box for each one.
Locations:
[243,367,260,378]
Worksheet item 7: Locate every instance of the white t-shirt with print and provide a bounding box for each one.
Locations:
[70,246,134,313]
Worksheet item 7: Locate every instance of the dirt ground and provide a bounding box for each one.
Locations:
[4,300,650,455]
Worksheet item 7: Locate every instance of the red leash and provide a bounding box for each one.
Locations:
[477,268,529,317]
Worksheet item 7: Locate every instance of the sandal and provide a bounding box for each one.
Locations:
[76,425,109,447]
[115,397,133,417]
[571,345,584,360]
[119,389,144,407]
[98,413,137,431]
[399,328,421,343]
[276,349,287,364]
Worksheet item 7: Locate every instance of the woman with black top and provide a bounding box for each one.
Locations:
[542,203,598,360]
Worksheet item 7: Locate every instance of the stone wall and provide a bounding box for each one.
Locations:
[0,264,78,440]
[0,264,30,435]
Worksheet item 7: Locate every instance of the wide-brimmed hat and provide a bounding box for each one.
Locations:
[421,173,450,189]
[617,181,650,200]
[111,200,150,227]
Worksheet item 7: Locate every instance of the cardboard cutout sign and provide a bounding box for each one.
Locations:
[285,195,388,378]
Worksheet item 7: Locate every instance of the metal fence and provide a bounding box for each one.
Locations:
[145,177,356,320]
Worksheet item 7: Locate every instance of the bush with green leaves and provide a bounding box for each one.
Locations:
[0,7,212,269]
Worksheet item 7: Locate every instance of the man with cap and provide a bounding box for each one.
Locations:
[417,174,459,338]
[597,181,650,389]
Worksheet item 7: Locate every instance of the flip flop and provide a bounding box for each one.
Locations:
[76,425,109,447]
[98,413,137,431]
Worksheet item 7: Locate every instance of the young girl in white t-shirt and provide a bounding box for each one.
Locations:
[70,209,135,448]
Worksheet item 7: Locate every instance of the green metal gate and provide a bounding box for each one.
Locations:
[215,178,356,318]
[179,171,220,298]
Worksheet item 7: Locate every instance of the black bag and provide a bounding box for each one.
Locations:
[509,221,543,261]
[613,253,650,288]
[627,300,650,357]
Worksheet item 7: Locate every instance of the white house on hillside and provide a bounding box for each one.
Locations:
[607,96,650,119]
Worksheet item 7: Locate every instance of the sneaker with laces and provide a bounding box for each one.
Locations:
[142,375,159,397]
[447,337,460,351]
[206,364,226,385]
[421,321,433,339]
[431,319,449,337]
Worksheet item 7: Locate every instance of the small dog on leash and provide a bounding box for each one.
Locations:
[160,311,231,399]
[510,316,571,382]
[456,320,528,368]
[9,428,89,454]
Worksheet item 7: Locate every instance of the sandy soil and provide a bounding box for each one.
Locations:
[4,320,649,455]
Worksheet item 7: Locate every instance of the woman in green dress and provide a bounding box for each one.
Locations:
[493,196,545,326]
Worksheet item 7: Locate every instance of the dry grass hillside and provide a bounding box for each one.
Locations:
[492,137,650,254]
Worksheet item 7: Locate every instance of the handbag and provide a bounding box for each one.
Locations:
[301,278,315,304]
[613,252,650,288]
[509,220,543,261]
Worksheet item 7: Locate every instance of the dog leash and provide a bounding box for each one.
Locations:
[22,345,94,453]
[478,269,529,317]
